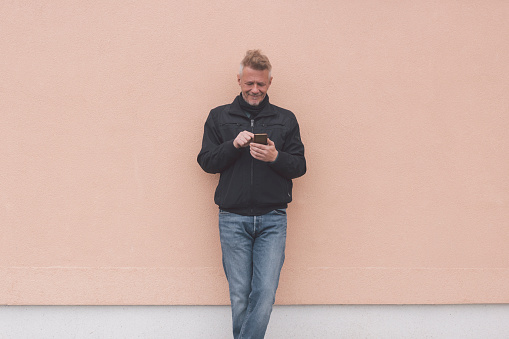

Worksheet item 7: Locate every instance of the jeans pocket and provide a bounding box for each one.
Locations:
[272,209,287,215]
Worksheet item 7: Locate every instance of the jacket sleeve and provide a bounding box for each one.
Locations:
[269,118,306,179]
[197,110,242,174]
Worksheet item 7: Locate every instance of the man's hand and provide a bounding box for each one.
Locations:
[250,138,278,162]
[233,131,254,149]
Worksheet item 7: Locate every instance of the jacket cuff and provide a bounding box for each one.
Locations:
[268,150,287,171]
[225,139,242,156]
[270,152,279,164]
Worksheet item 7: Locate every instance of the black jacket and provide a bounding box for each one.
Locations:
[197,95,306,216]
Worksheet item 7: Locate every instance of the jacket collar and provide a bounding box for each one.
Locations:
[228,95,276,119]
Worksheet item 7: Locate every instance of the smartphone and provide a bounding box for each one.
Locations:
[253,133,268,145]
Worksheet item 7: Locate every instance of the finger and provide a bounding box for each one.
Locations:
[250,149,264,160]
[250,144,267,154]
[250,146,263,156]
[239,131,253,140]
[267,138,274,146]
[244,134,253,144]
[239,136,251,147]
[251,141,269,148]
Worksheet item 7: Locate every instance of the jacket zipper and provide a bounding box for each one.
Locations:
[250,119,254,214]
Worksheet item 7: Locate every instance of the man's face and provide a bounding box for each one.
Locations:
[237,66,272,106]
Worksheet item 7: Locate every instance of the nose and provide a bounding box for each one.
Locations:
[250,84,259,94]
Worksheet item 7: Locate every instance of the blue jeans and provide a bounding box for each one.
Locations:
[219,209,287,339]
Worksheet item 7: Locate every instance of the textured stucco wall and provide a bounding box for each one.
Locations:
[1,1,508,305]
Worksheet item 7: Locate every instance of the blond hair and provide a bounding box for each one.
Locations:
[239,49,272,77]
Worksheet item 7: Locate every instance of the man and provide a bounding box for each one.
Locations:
[197,50,306,339]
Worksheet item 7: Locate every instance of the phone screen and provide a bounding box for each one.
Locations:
[253,134,268,145]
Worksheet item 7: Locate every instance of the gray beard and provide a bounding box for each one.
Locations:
[243,94,262,106]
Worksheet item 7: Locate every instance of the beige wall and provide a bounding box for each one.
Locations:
[1,1,508,305]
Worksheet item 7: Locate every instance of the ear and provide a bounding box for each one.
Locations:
[237,73,241,86]
[268,76,273,88]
